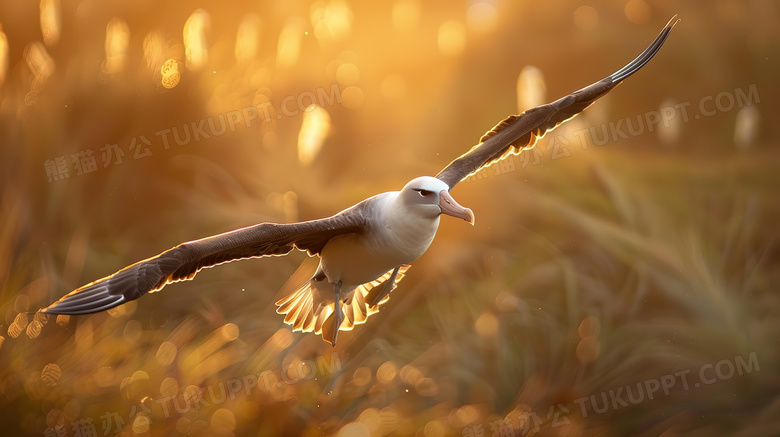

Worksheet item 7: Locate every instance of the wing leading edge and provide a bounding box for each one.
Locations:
[41,201,373,315]
[435,15,679,190]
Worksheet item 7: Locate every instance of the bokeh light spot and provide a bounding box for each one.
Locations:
[160,377,179,397]
[156,341,178,366]
[338,421,370,437]
[578,315,600,338]
[277,17,305,69]
[576,335,601,362]
[161,59,181,89]
[298,105,331,165]
[358,408,381,432]
[0,29,8,87]
[399,365,423,385]
[311,0,354,41]
[24,42,55,90]
[415,377,439,396]
[220,323,240,342]
[467,2,499,33]
[103,18,129,75]
[123,319,142,343]
[235,14,262,65]
[424,419,446,437]
[392,0,421,31]
[573,6,599,31]
[55,314,69,327]
[210,408,236,434]
[26,319,43,339]
[517,65,546,111]
[624,0,651,25]
[376,361,397,384]
[336,63,360,86]
[41,363,61,387]
[475,312,499,339]
[341,86,364,109]
[352,367,372,386]
[39,0,61,46]
[132,415,151,434]
[438,20,466,56]
[184,9,210,70]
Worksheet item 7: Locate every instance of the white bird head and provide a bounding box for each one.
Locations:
[399,176,475,225]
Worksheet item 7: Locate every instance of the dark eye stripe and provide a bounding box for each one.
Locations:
[416,189,433,196]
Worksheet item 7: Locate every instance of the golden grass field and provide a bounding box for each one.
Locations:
[1,1,778,436]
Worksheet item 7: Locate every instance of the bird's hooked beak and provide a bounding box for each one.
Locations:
[439,190,475,225]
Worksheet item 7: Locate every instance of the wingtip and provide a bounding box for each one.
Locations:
[666,14,681,30]
[608,14,679,84]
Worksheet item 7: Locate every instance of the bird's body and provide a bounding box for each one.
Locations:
[40,17,679,346]
[276,177,469,344]
[319,190,435,286]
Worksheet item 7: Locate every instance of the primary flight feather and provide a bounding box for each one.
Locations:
[41,16,678,346]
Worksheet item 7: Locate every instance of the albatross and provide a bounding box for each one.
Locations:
[41,17,679,346]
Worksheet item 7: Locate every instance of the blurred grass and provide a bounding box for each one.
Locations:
[1,1,779,436]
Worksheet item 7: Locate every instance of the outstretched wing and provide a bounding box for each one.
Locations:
[40,200,375,315]
[435,15,679,190]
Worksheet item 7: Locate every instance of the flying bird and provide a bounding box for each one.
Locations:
[41,17,678,346]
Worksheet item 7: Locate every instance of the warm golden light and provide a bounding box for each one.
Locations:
[26,319,43,339]
[466,1,499,33]
[578,315,600,338]
[311,0,353,41]
[475,312,498,339]
[337,421,370,437]
[132,416,151,434]
[357,408,381,433]
[277,17,305,69]
[156,341,178,366]
[517,65,546,112]
[0,27,7,88]
[24,41,55,90]
[658,98,682,146]
[298,105,332,165]
[624,0,651,25]
[103,18,129,75]
[39,0,60,46]
[573,5,599,31]
[184,9,210,70]
[235,14,262,65]
[336,62,360,86]
[220,322,240,341]
[210,408,236,434]
[341,85,365,109]
[352,367,372,386]
[41,363,62,387]
[438,20,465,56]
[734,105,760,150]
[143,31,165,73]
[376,361,398,384]
[161,58,181,89]
[392,0,421,31]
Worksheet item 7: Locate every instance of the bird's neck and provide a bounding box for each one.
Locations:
[378,192,440,260]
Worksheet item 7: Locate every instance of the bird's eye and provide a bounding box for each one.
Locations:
[416,189,434,197]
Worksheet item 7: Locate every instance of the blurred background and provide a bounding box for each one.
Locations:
[1,0,778,436]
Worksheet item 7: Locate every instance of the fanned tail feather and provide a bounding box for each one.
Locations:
[275,265,410,343]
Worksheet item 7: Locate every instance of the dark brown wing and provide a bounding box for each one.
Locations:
[40,199,375,315]
[435,15,679,189]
